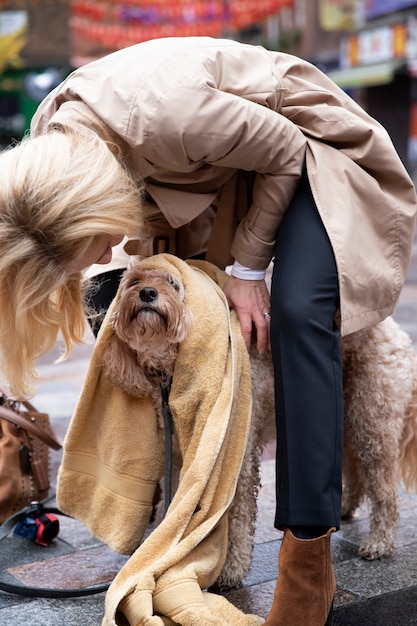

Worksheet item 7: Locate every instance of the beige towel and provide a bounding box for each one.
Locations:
[57,254,264,625]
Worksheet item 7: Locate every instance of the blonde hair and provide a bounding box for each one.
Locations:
[0,127,143,398]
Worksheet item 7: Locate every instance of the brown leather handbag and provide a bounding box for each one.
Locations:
[0,389,62,523]
[0,389,112,598]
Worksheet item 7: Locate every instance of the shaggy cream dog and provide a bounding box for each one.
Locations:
[341,316,417,560]
[103,261,417,591]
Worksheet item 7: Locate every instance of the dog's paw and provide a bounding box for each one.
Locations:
[358,538,394,560]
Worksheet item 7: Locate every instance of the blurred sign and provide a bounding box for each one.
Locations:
[340,22,407,67]
[365,0,417,19]
[0,10,27,73]
[319,0,362,31]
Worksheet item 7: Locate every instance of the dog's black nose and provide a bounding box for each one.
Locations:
[139,287,158,303]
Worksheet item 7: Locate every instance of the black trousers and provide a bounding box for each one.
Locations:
[270,171,343,530]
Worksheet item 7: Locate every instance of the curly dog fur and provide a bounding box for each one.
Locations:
[102,262,417,591]
[341,316,417,560]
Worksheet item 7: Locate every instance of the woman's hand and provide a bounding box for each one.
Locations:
[223,275,271,353]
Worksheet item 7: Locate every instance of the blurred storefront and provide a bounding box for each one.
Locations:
[322,1,417,176]
[0,2,69,145]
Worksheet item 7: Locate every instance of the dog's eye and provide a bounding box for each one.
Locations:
[168,276,180,292]
[129,279,140,287]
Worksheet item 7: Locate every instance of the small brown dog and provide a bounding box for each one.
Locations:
[102,266,193,401]
[103,261,417,590]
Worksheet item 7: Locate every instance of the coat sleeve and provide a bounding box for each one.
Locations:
[144,83,307,269]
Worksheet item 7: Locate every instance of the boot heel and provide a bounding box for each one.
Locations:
[263,528,336,625]
[325,600,334,626]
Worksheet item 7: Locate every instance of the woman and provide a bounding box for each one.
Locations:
[0,37,415,625]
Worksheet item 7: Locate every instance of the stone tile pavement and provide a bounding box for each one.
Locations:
[2,242,417,625]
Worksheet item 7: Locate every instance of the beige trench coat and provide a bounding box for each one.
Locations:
[31,37,417,335]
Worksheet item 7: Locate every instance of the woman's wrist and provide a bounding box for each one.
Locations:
[231,260,266,281]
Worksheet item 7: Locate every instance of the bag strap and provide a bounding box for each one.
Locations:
[0,577,109,599]
[0,501,110,598]
[0,385,62,450]
[0,405,62,450]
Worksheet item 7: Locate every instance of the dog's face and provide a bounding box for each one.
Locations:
[103,265,193,397]
[111,266,192,351]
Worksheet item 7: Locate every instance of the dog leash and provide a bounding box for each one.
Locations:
[160,374,174,516]
[0,498,110,598]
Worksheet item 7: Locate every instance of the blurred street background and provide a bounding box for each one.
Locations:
[1,0,417,189]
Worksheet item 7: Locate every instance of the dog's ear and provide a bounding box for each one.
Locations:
[166,300,193,344]
[102,332,153,398]
[175,307,193,344]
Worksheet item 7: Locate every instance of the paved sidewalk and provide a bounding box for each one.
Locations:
[2,245,417,625]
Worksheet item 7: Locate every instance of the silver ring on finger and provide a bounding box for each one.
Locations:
[263,312,271,318]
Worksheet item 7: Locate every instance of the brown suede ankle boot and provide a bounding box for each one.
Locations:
[264,527,336,626]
